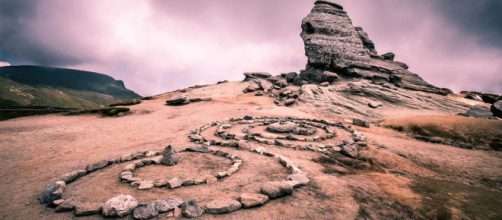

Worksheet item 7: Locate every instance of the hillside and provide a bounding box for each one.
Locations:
[0,65,141,108]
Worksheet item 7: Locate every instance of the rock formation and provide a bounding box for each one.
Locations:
[298,0,451,95]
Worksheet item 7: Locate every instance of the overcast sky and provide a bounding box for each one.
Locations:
[0,0,501,95]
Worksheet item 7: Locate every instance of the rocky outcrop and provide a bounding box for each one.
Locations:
[298,0,451,95]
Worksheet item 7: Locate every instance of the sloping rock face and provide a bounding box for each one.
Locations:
[299,1,450,95]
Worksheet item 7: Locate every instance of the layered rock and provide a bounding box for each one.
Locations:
[299,0,450,95]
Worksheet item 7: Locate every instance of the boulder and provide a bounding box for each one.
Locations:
[491,100,502,117]
[166,95,190,106]
[181,198,204,218]
[205,199,242,214]
[239,193,269,208]
[260,181,294,199]
[160,145,178,166]
[465,105,493,118]
[39,181,65,206]
[102,194,139,217]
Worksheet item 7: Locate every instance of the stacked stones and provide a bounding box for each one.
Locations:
[242,72,302,106]
[119,146,243,190]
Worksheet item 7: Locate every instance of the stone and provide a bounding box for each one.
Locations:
[206,176,218,184]
[160,145,178,166]
[145,151,158,157]
[205,199,242,214]
[368,101,383,108]
[138,180,154,190]
[353,118,370,128]
[181,198,204,218]
[243,72,271,81]
[184,146,209,153]
[491,100,502,118]
[287,173,310,188]
[465,105,493,118]
[284,98,297,106]
[167,177,183,189]
[260,181,294,199]
[320,82,330,87]
[55,200,75,212]
[166,95,189,106]
[39,181,65,206]
[243,83,261,93]
[74,202,102,216]
[153,179,168,187]
[282,72,298,83]
[121,154,134,162]
[102,194,139,217]
[133,203,158,220]
[342,144,359,158]
[482,93,499,104]
[60,170,87,183]
[257,79,274,92]
[239,193,269,208]
[267,121,298,133]
[155,198,184,212]
[243,115,253,120]
[86,160,110,172]
[382,52,395,61]
[255,91,264,96]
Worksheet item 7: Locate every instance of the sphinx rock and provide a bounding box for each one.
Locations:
[299,0,450,95]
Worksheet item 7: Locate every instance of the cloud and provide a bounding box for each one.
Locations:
[0,0,501,95]
[0,61,10,67]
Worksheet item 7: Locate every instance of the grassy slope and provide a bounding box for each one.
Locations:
[0,76,120,109]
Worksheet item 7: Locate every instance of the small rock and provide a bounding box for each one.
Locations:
[284,98,297,106]
[133,202,159,220]
[181,198,204,218]
[205,199,241,214]
[184,146,209,153]
[121,154,134,162]
[352,118,370,128]
[267,121,298,133]
[74,202,102,216]
[243,115,253,120]
[154,198,184,212]
[382,52,395,60]
[260,181,293,199]
[167,177,183,189]
[166,95,189,106]
[102,194,139,217]
[182,179,195,186]
[255,91,264,96]
[138,180,154,190]
[320,82,330,87]
[153,179,168,187]
[239,193,269,208]
[86,160,110,172]
[287,173,310,188]
[39,181,66,206]
[60,170,87,184]
[55,200,75,212]
[341,144,359,158]
[160,145,179,166]
[368,101,383,108]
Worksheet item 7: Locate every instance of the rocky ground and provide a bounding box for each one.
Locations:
[0,80,501,219]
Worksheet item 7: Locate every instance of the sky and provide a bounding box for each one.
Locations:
[0,0,501,96]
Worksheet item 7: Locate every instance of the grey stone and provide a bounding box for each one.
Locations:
[260,181,294,199]
[166,95,189,106]
[181,198,204,218]
[341,144,359,158]
[465,105,493,118]
[160,145,178,166]
[133,202,158,220]
[184,146,209,153]
[353,118,370,128]
[267,121,298,133]
[205,199,242,214]
[86,160,110,172]
[38,181,65,206]
[60,170,87,183]
[102,194,139,217]
[239,193,269,208]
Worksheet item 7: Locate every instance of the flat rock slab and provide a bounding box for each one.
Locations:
[267,122,298,133]
[74,202,102,216]
[260,181,293,199]
[205,199,242,214]
[239,193,269,208]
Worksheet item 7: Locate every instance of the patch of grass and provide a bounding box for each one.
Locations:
[383,115,502,151]
[411,177,502,220]
[351,187,417,219]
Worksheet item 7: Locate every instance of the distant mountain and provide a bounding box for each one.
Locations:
[0,65,141,108]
